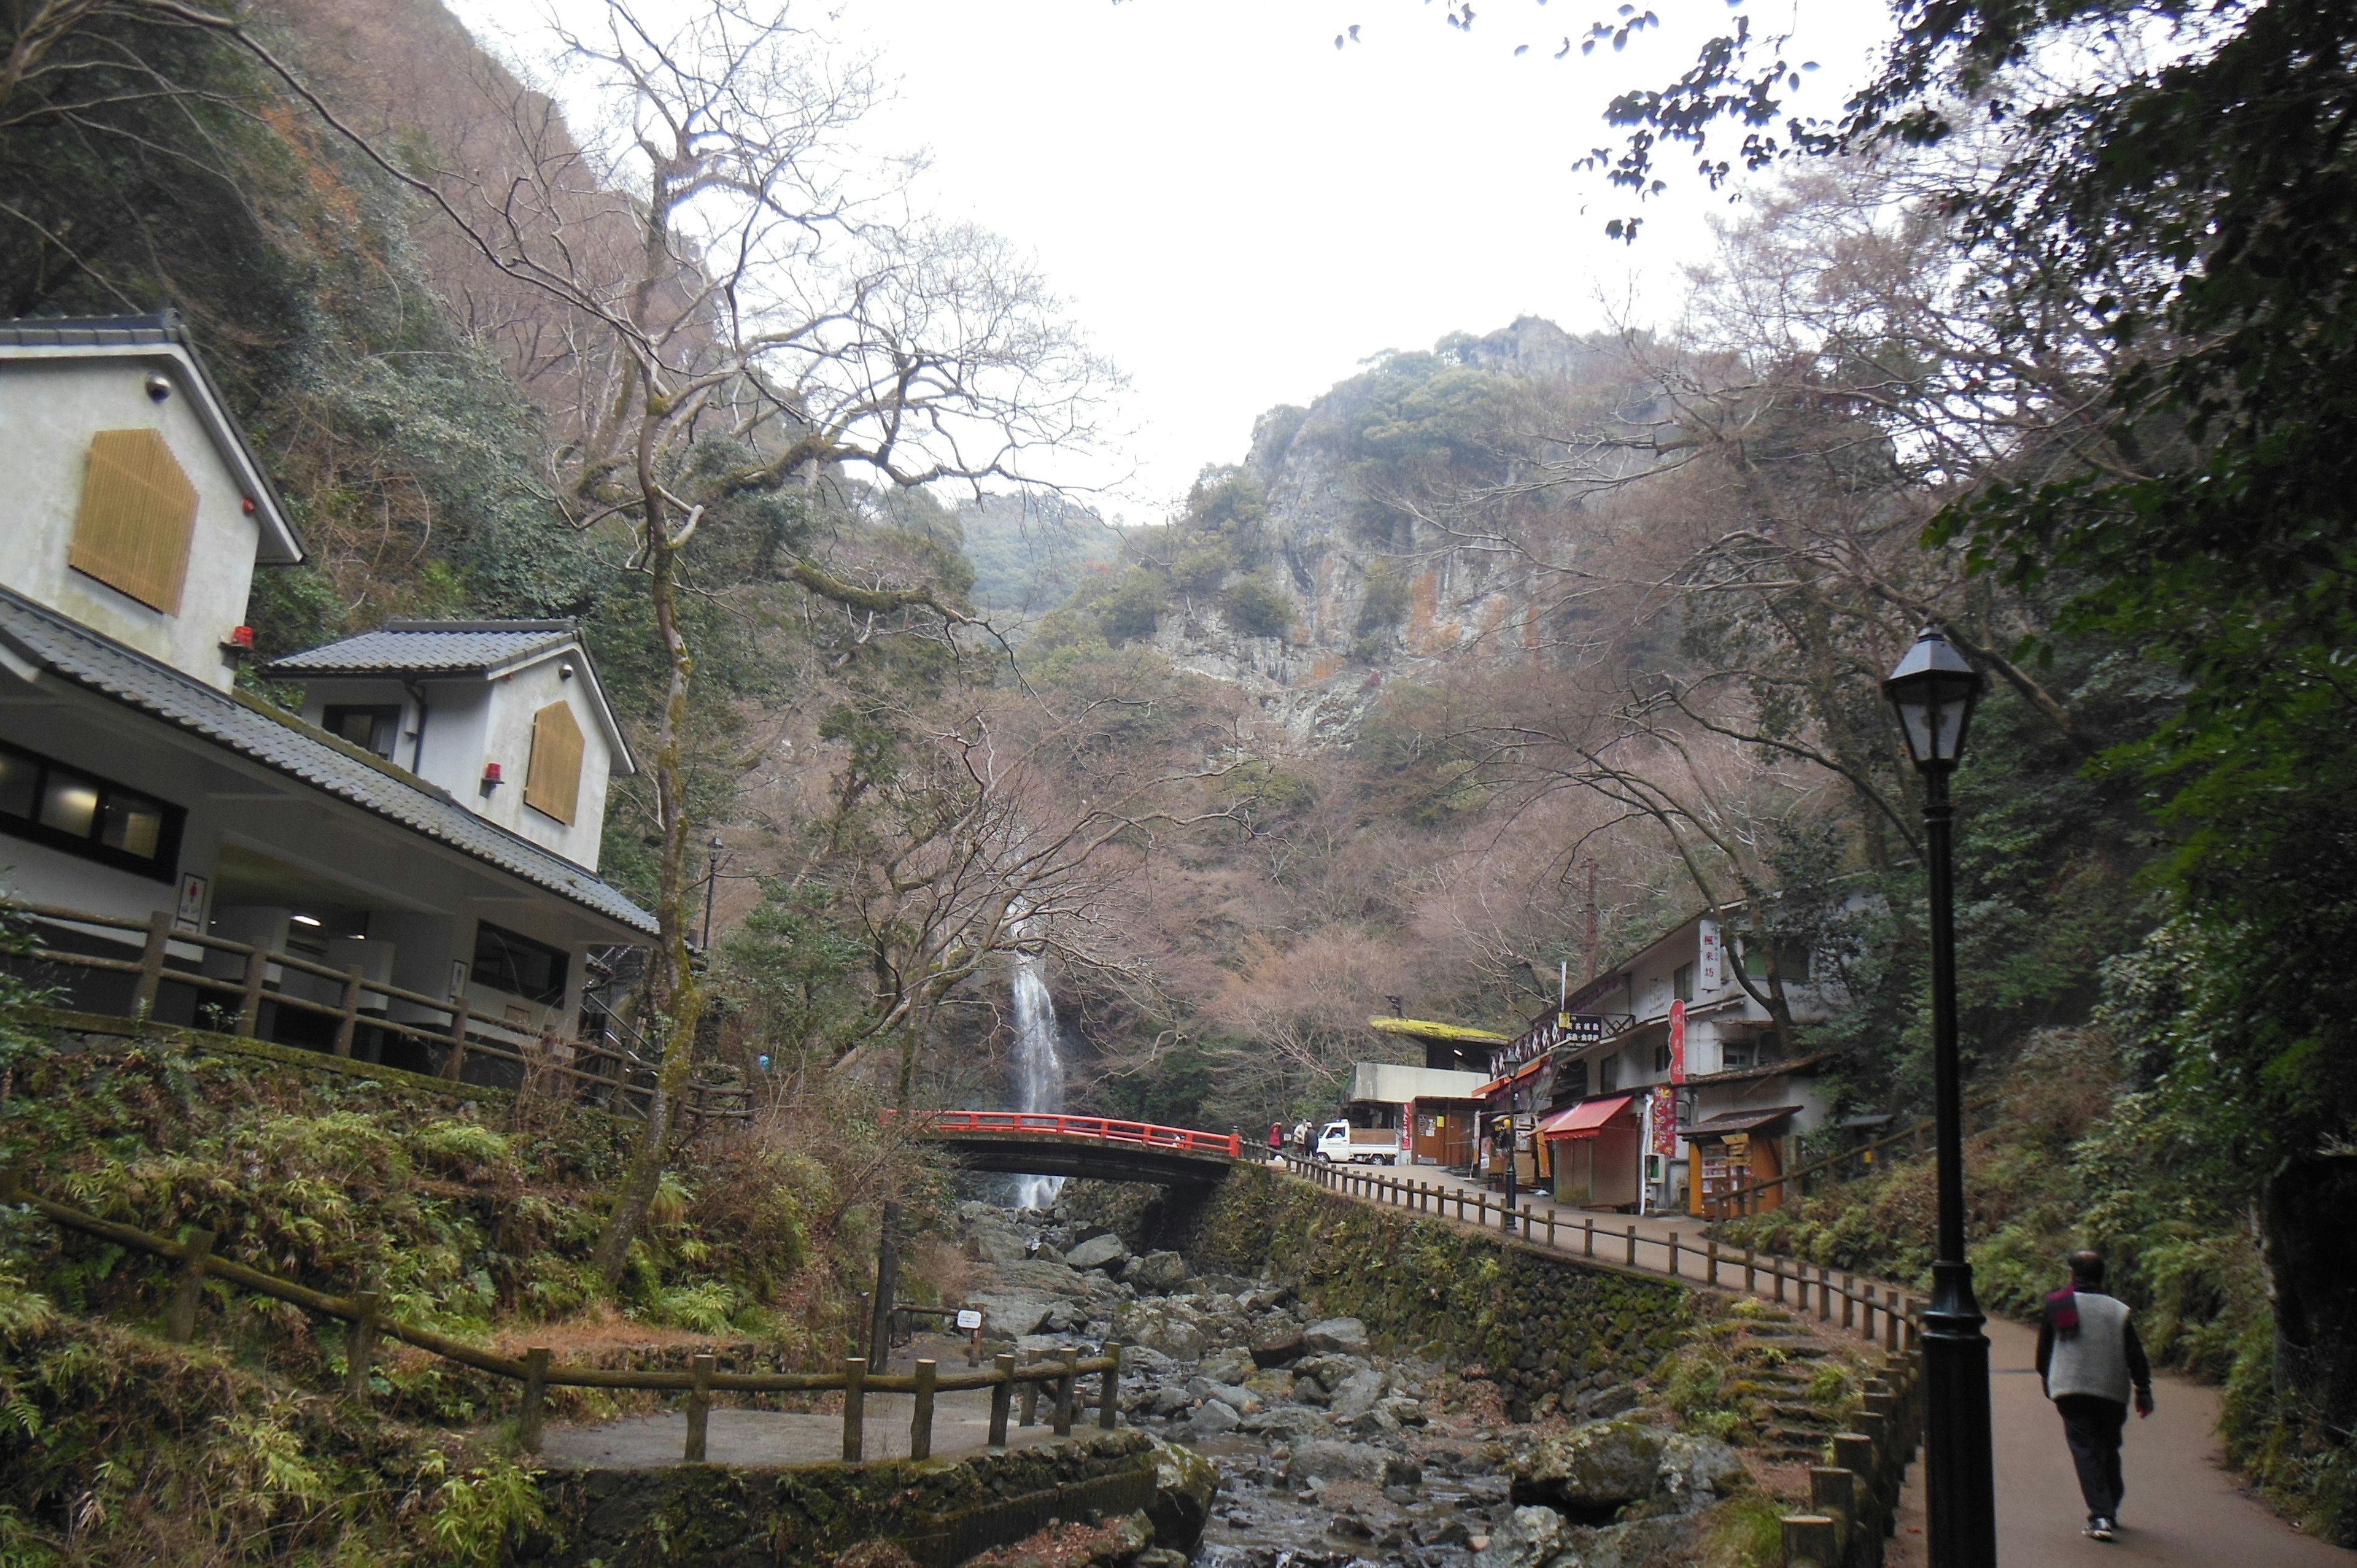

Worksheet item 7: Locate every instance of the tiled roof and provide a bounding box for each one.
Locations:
[0,311,303,565]
[0,589,655,935]
[261,620,578,676]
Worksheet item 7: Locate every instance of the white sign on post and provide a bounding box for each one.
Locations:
[954,1308,983,1331]
[1698,918,1724,992]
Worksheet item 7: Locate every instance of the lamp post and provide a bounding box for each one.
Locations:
[1882,625,1996,1568]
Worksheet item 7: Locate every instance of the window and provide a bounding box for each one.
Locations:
[1722,1043,1755,1070]
[1598,1052,1619,1094]
[1654,1042,1673,1073]
[68,429,199,613]
[523,700,586,824]
[1741,940,1812,982]
[1673,962,1694,1003]
[0,740,182,879]
[1556,1059,1589,1102]
[470,922,569,1006]
[323,705,403,760]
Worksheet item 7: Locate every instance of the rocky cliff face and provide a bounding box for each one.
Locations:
[1137,317,1663,744]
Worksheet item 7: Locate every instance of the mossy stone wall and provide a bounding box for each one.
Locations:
[535,1429,1156,1566]
[1192,1166,1696,1420]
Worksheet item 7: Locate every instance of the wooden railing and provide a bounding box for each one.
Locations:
[915,1111,1243,1159]
[6,900,746,1123]
[1280,1154,1926,1353]
[0,1166,1120,1464]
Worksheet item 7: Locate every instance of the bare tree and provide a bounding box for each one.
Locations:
[334,0,1118,1285]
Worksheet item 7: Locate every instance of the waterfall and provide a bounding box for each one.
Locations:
[1009,952,1066,1211]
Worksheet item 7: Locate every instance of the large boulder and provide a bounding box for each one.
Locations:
[1472,1505,1576,1568]
[1186,1397,1241,1437]
[1291,1434,1395,1490]
[1249,1326,1307,1367]
[1199,1348,1256,1386]
[1511,1419,1670,1523]
[1326,1367,1390,1421]
[1302,1317,1370,1355]
[1115,1302,1207,1361]
[969,1226,1026,1265]
[969,1291,1052,1337]
[1145,1438,1220,1553]
[1658,1433,1749,1508]
[1126,1251,1190,1292]
[1066,1233,1132,1272]
[1238,1405,1328,1439]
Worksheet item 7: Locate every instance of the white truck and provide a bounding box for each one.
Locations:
[1317,1119,1399,1165]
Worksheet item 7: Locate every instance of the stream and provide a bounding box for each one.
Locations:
[956,1195,1740,1568]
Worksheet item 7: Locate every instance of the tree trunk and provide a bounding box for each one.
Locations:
[591,509,705,1291]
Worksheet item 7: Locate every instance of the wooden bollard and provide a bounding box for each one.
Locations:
[1861,1284,1876,1341]
[1019,1367,1041,1427]
[1625,1224,1637,1267]
[1833,1433,1878,1483]
[1744,1245,1756,1292]
[1809,1464,1857,1521]
[988,1353,1015,1449]
[1774,1257,1788,1305]
[1545,1207,1557,1248]
[343,1285,381,1397]
[1886,1299,1902,1352]
[841,1356,867,1462]
[1100,1342,1123,1429]
[519,1347,551,1454]
[1052,1346,1078,1437]
[1842,1273,1856,1330]
[909,1358,938,1461]
[167,1228,216,1343]
[332,963,365,1058]
[1668,1234,1680,1277]
[1706,1238,1719,1286]
[684,1353,714,1462]
[1819,1265,1833,1321]
[1583,1218,1594,1257]
[1781,1513,1841,1568]
[1795,1265,1808,1313]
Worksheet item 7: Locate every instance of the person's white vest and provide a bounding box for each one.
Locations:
[2048,1291,2135,1404]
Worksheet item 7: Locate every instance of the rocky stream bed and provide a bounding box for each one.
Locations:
[949,1197,1782,1568]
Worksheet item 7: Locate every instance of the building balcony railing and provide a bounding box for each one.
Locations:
[5,900,747,1123]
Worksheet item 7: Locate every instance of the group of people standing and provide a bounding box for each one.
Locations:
[1266,1119,1315,1159]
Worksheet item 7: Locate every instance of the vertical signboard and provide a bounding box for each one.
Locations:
[1698,917,1724,991]
[1668,998,1687,1084]
[1650,1084,1679,1156]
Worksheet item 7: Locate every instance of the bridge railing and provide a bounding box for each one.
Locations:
[912,1111,1241,1159]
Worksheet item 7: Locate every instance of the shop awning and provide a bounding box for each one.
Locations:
[1687,1105,1803,1138]
[1537,1094,1634,1140]
[1476,1054,1549,1102]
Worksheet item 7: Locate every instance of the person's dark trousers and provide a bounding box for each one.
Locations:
[2056,1393,2128,1520]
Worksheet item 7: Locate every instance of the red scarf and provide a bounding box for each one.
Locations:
[2046,1286,2080,1337]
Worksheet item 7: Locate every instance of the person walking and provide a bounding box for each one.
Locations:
[1293,1119,1311,1154]
[1268,1121,1285,1162]
[2037,1249,2154,1542]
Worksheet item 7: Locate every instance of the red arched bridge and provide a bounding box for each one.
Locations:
[907,1112,1244,1186]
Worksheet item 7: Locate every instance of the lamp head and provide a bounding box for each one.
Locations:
[1882,625,1984,772]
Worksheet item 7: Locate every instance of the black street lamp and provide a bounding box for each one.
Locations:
[1883,625,1996,1568]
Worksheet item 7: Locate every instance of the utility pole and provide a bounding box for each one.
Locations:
[700,834,723,950]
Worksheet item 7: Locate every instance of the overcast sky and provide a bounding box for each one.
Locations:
[449,0,1890,519]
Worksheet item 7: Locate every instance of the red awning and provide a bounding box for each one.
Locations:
[1477,1054,1550,1103]
[1537,1094,1635,1140]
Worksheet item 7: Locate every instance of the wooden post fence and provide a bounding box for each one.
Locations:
[909,1359,938,1461]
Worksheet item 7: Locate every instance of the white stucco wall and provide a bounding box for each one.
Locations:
[0,356,266,689]
[299,655,614,873]
[469,654,614,871]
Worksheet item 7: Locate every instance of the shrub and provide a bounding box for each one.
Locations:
[1221,574,1293,638]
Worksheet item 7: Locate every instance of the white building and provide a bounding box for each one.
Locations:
[0,313,653,1075]
[1529,906,1844,1214]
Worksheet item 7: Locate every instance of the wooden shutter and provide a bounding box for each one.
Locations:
[68,429,199,613]
[524,700,585,824]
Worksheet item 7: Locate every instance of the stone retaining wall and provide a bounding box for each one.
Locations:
[534,1428,1162,1566]
[1188,1165,1697,1421]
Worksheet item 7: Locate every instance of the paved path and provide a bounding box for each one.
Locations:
[1295,1160,2352,1563]
[1886,1314,2351,1567]
[538,1333,1070,1470]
